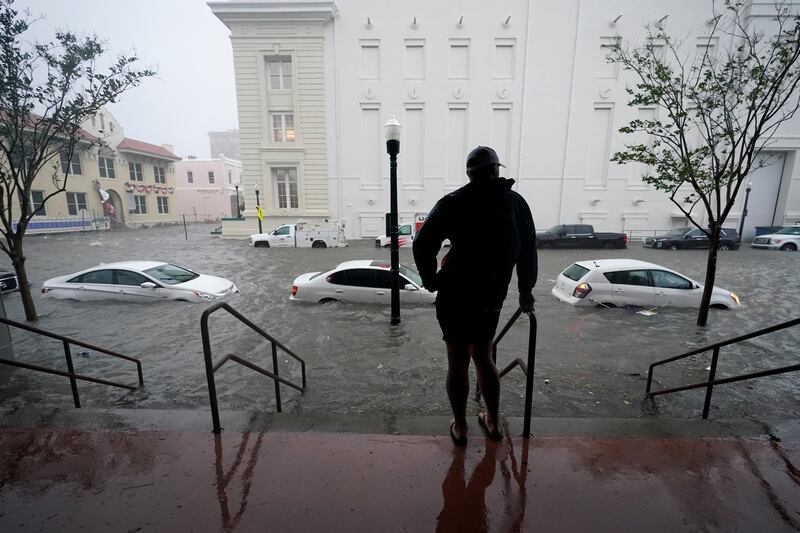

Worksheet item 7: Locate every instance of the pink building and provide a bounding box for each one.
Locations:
[174,157,243,221]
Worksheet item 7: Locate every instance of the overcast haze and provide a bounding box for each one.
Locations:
[18,0,238,158]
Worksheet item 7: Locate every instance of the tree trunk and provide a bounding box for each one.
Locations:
[696,228,720,327]
[11,239,37,322]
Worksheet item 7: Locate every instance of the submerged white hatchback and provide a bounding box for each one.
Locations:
[551,259,741,310]
[42,261,239,303]
[291,260,435,304]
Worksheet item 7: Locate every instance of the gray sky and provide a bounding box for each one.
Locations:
[18,0,238,158]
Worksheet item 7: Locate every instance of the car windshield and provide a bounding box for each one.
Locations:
[776,226,800,235]
[667,228,688,236]
[546,225,563,233]
[143,264,199,285]
[399,265,423,286]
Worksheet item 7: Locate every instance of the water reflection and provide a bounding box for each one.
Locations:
[213,430,266,532]
[436,436,530,532]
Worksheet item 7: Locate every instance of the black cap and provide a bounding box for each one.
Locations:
[466,146,506,172]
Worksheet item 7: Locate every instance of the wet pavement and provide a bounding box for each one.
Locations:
[0,410,799,532]
[0,223,798,420]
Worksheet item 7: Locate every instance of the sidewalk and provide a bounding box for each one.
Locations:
[1,408,798,532]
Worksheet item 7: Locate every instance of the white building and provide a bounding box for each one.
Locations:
[210,0,800,240]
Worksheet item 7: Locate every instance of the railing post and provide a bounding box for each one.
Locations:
[201,309,222,433]
[645,364,655,395]
[702,347,720,419]
[522,312,537,438]
[271,341,282,413]
[63,341,81,408]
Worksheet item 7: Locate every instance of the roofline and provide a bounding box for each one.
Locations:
[177,157,241,165]
[116,147,182,162]
[209,1,338,25]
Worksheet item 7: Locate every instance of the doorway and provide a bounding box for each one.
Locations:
[107,189,125,227]
[740,151,786,240]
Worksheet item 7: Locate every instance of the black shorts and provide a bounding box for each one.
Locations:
[435,298,502,344]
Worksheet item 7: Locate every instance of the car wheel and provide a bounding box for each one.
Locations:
[710,303,728,309]
[668,244,679,250]
[311,241,327,248]
[780,243,797,251]
[319,298,338,303]
[718,243,731,251]
[254,241,270,248]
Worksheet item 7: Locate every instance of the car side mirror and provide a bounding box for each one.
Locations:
[559,230,567,236]
[140,282,157,289]
[404,283,418,291]
[684,234,692,239]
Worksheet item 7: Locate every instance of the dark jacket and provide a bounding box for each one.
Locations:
[412,178,537,310]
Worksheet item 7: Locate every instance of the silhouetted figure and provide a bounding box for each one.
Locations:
[413,146,537,445]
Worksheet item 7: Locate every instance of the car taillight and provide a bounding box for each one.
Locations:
[292,285,298,296]
[573,283,592,299]
[730,292,740,305]
[624,234,628,244]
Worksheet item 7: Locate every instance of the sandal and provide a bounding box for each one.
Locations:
[477,411,503,442]
[449,421,468,447]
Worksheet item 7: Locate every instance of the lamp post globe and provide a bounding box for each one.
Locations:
[385,115,402,325]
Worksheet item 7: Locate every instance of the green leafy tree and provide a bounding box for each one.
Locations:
[0,0,156,321]
[610,0,800,326]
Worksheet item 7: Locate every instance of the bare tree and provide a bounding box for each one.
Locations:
[0,0,156,321]
[610,0,800,326]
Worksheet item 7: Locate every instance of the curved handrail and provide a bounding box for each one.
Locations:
[0,316,144,408]
[646,316,800,418]
[484,306,537,438]
[0,316,144,380]
[201,302,306,366]
[200,302,306,433]
[646,316,800,375]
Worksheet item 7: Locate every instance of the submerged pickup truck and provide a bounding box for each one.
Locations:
[536,224,627,249]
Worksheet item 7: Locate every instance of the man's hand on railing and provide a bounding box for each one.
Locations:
[519,291,535,314]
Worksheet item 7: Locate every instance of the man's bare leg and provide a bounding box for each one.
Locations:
[471,340,501,436]
[446,341,471,440]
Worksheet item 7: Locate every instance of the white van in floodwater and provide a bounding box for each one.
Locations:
[249,220,347,248]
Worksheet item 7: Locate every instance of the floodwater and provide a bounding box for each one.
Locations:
[0,223,798,420]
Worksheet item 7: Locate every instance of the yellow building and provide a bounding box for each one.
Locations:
[21,107,181,233]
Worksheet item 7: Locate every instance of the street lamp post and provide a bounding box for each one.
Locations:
[738,180,753,243]
[234,185,241,219]
[385,115,401,325]
[255,189,263,234]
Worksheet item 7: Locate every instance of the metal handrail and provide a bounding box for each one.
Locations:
[646,316,800,418]
[478,306,537,438]
[200,302,306,433]
[0,316,144,408]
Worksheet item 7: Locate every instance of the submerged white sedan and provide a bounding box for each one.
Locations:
[551,259,741,310]
[291,260,436,304]
[42,261,239,302]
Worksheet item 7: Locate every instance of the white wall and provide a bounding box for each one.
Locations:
[214,0,800,239]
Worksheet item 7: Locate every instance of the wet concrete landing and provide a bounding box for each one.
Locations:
[1,413,799,532]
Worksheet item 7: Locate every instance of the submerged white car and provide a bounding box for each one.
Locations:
[751,226,800,251]
[291,260,436,304]
[551,259,741,310]
[42,261,239,302]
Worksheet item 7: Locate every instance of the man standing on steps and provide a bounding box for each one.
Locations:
[413,146,537,446]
